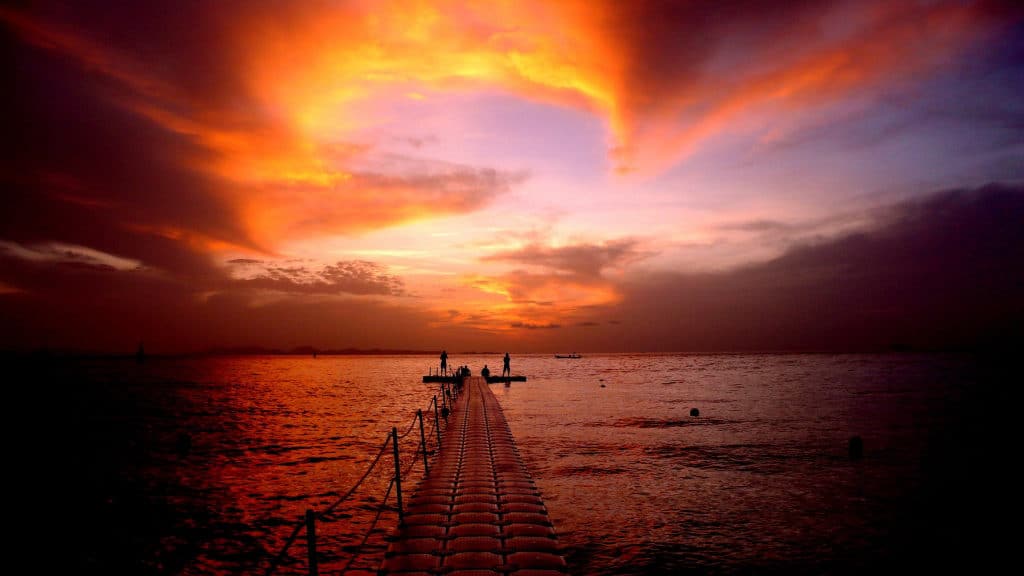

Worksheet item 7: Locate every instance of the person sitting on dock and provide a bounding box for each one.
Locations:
[481,365,490,379]
[440,349,448,376]
[502,352,511,377]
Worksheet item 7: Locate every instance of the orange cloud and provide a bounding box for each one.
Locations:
[448,238,647,331]
[2,0,1005,251]
[1,5,528,251]
[449,271,620,333]
[237,0,1000,174]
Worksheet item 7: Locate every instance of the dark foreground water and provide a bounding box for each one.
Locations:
[14,353,1009,574]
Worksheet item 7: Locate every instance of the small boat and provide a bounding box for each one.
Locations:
[555,353,582,359]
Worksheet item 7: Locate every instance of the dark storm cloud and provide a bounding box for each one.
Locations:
[3,64,235,245]
[1,18,257,289]
[600,184,1024,351]
[0,266,434,354]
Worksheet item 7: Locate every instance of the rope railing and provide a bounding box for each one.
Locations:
[424,415,439,453]
[264,515,308,576]
[395,409,420,440]
[400,444,419,478]
[339,478,395,574]
[319,434,391,517]
[264,378,462,576]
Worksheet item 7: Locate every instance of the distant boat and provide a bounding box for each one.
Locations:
[555,353,582,359]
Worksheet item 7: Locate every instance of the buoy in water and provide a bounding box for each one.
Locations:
[600,384,606,388]
[441,407,450,419]
[690,408,699,417]
[848,436,864,460]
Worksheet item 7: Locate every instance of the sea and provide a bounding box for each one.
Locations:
[16,352,1007,574]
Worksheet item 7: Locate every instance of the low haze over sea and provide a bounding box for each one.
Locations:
[20,352,1005,574]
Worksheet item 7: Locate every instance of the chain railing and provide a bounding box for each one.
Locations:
[263,380,461,575]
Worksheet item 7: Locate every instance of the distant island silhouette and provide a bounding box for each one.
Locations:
[201,346,440,356]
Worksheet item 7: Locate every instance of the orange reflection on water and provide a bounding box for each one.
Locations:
[71,355,447,573]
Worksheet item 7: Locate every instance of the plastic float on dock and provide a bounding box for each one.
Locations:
[379,376,564,575]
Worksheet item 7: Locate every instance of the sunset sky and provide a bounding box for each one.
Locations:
[2,0,1022,353]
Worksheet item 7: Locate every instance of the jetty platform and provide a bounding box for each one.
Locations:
[422,375,462,383]
[484,375,527,384]
[423,374,528,384]
[379,376,565,575]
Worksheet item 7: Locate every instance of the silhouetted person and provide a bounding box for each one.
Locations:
[502,352,511,377]
[481,365,490,379]
[440,349,448,376]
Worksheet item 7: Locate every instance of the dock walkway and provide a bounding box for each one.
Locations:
[379,377,566,575]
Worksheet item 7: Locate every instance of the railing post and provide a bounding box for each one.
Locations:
[433,395,442,449]
[305,509,318,576]
[391,426,404,525]
[417,409,429,474]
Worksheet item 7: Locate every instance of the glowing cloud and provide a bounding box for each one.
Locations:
[3,1,1019,351]
[2,1,1005,252]
[0,240,142,271]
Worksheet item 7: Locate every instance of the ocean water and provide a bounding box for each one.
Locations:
[21,352,997,574]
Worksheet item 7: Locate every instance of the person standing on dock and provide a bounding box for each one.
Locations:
[502,352,511,377]
[440,349,448,376]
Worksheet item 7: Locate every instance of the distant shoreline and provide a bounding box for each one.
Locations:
[201,347,442,356]
[3,347,444,359]
[0,345,987,359]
